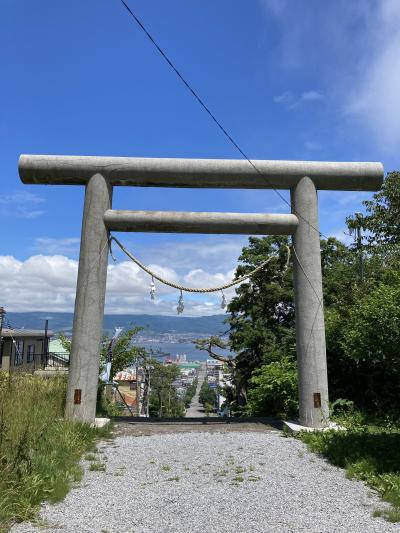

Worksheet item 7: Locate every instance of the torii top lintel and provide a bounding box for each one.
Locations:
[19,155,384,191]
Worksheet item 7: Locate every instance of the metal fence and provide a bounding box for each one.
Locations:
[40,352,69,369]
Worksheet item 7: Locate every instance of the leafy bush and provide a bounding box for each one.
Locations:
[330,398,354,417]
[0,373,111,530]
[245,357,298,418]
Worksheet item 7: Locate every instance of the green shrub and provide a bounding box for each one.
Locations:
[330,398,354,417]
[204,403,213,416]
[245,357,298,418]
[0,373,111,531]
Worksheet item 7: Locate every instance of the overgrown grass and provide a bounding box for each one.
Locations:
[298,413,400,522]
[0,373,112,531]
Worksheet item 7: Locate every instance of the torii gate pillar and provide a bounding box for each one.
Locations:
[65,174,112,422]
[292,177,328,427]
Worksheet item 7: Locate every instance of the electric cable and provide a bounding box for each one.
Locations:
[116,0,328,365]
[117,0,329,241]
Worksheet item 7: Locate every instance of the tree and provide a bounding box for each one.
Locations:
[195,336,243,409]
[59,328,144,379]
[183,379,198,408]
[148,362,185,418]
[361,171,400,254]
[58,333,71,353]
[199,380,217,408]
[227,236,295,401]
[337,278,400,409]
[225,234,377,416]
[218,175,400,416]
[99,327,145,379]
[320,237,359,307]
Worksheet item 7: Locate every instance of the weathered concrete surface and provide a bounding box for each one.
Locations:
[19,154,383,191]
[65,174,112,423]
[291,177,329,428]
[103,210,299,235]
[94,417,110,428]
[283,420,344,433]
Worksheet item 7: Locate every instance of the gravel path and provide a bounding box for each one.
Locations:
[12,430,399,533]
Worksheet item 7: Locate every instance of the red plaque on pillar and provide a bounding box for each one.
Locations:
[74,389,82,405]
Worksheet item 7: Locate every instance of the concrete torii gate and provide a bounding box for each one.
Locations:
[19,155,383,428]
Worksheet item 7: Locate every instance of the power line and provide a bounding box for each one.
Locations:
[117,0,327,240]
[116,0,328,364]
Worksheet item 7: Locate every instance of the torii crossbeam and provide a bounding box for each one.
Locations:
[19,155,384,428]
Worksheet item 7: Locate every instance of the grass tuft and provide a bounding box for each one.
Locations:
[0,373,112,531]
[84,453,98,462]
[89,462,106,472]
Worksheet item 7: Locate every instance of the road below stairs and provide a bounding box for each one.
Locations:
[185,363,207,417]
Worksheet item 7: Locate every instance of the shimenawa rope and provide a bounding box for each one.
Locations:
[108,235,290,294]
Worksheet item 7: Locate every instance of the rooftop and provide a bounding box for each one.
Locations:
[1,328,54,338]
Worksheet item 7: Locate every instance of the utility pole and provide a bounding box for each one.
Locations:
[44,319,49,367]
[0,307,5,364]
[135,360,140,417]
[146,366,151,417]
[354,212,364,283]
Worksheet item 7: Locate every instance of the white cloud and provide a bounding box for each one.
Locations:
[0,255,78,313]
[123,237,247,274]
[304,141,321,151]
[0,253,243,316]
[345,3,400,149]
[335,192,367,207]
[260,0,287,17]
[273,90,324,110]
[261,0,400,151]
[302,90,324,102]
[1,234,263,315]
[273,91,293,104]
[329,230,353,246]
[33,237,81,255]
[0,191,45,219]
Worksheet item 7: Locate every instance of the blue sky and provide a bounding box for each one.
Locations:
[1,0,399,315]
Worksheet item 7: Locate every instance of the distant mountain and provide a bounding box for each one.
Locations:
[5,312,229,336]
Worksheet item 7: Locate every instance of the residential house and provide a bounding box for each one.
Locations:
[0,328,53,372]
